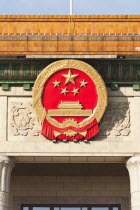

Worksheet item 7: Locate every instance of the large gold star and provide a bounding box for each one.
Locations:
[80,80,88,87]
[61,88,69,95]
[53,80,60,87]
[71,88,79,96]
[62,70,78,85]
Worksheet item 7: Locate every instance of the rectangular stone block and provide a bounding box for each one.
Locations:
[0,96,7,141]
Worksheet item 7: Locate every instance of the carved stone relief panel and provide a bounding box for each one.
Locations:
[9,100,131,138]
[10,102,41,137]
[99,101,131,137]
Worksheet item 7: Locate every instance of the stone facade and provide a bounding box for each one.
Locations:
[0,81,140,210]
[10,175,130,210]
[0,87,139,156]
[0,14,140,210]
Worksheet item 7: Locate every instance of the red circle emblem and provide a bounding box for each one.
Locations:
[42,69,98,123]
[33,60,107,141]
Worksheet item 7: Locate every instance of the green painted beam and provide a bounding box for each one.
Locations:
[23,84,31,90]
[1,81,140,92]
[0,81,140,84]
[111,83,119,90]
[2,83,9,90]
[133,84,140,90]
[0,81,34,84]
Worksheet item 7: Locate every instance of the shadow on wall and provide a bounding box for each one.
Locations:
[97,89,130,140]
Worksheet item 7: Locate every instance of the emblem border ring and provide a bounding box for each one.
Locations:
[32,59,108,128]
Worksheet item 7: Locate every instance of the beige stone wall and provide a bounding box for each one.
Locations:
[9,175,130,210]
[0,87,139,157]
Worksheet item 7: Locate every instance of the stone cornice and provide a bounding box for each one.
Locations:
[0,192,9,207]
[126,156,140,165]
[126,156,140,193]
[0,156,15,193]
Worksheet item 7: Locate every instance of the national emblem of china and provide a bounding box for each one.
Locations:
[33,60,107,142]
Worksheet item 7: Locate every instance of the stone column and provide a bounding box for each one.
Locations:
[126,156,140,210]
[0,156,15,210]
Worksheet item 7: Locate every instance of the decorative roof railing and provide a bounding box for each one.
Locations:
[0,34,140,41]
[0,59,140,90]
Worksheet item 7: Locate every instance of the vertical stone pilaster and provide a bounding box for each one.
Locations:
[126,156,140,210]
[0,156,15,210]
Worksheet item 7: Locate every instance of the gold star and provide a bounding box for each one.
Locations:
[80,80,88,87]
[53,80,60,87]
[72,88,79,96]
[61,88,69,95]
[62,70,78,85]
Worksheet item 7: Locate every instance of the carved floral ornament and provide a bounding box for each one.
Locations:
[11,102,41,136]
[0,192,9,206]
[99,102,131,136]
[10,101,130,137]
[32,59,108,141]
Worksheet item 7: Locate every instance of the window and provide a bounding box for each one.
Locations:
[22,205,121,210]
[33,208,50,210]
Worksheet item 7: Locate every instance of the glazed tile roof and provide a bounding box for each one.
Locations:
[0,15,140,55]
